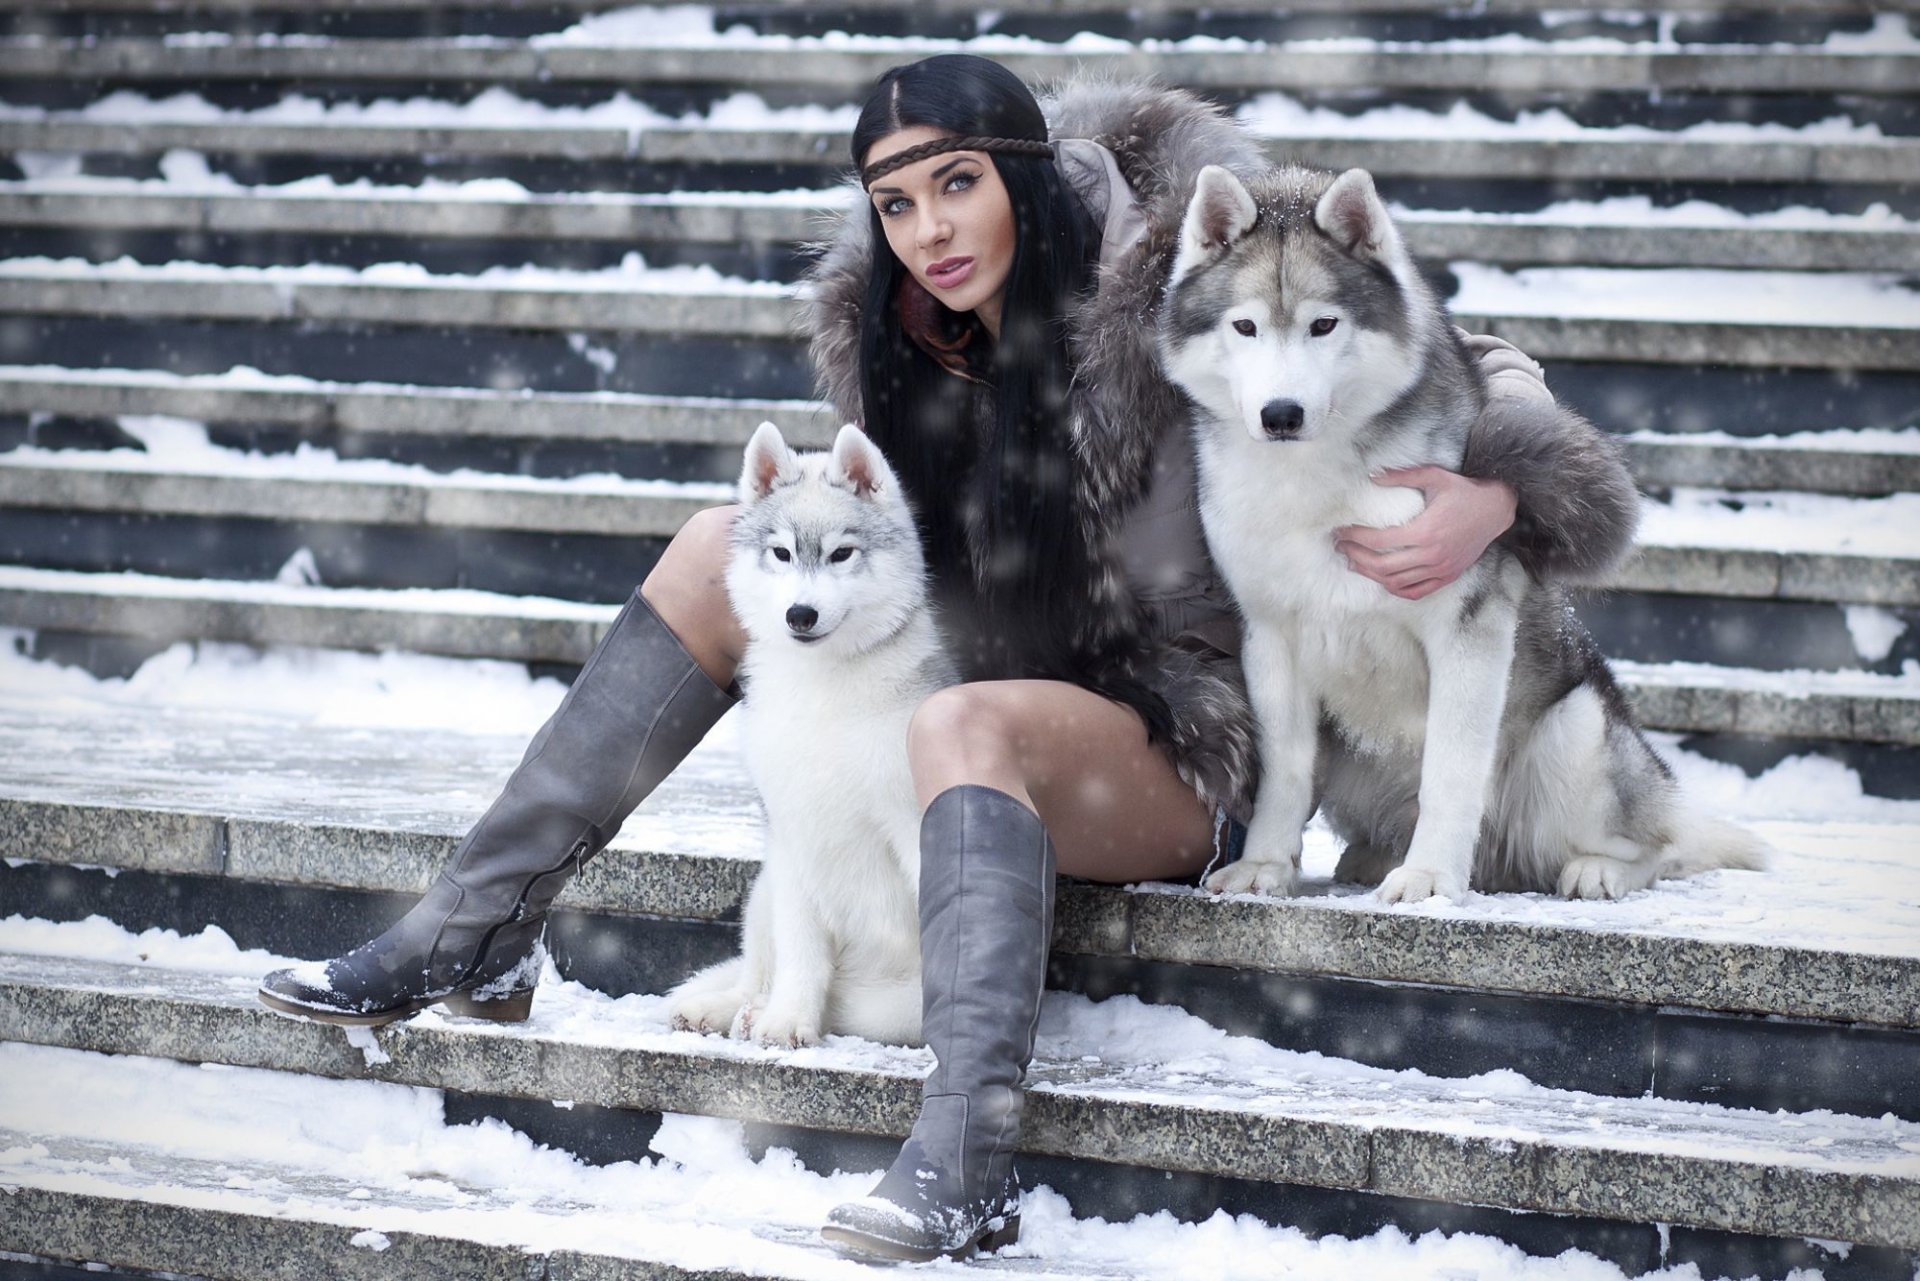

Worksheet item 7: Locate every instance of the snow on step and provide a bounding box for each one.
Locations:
[6,180,1917,271]
[1623,428,1920,495]
[3,257,1914,370]
[4,107,1913,185]
[3,451,1915,602]
[1,685,1914,1025]
[2,368,1914,496]
[1624,488,1920,605]
[2,950,1916,1250]
[0,564,614,663]
[0,364,833,446]
[3,31,1916,95]
[0,448,731,537]
[0,1041,1825,1281]
[1615,658,1920,745]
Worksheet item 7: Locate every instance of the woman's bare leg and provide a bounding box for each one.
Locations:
[642,503,748,688]
[907,678,1218,882]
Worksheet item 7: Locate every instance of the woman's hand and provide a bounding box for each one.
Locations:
[1334,467,1518,601]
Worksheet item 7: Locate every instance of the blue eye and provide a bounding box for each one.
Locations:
[876,197,908,218]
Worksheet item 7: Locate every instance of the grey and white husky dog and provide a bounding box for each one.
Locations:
[1161,164,1765,902]
[668,423,954,1045]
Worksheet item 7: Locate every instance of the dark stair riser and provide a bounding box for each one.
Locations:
[6,859,1918,1123]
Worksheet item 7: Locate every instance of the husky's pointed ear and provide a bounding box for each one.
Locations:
[829,423,893,499]
[739,421,796,503]
[1171,166,1258,284]
[1314,169,1403,267]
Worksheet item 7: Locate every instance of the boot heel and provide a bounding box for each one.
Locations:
[440,987,535,1023]
[978,1214,1021,1254]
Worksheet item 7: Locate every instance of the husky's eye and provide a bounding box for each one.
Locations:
[770,546,792,563]
[828,546,857,564]
[1309,317,1339,337]
[1232,319,1257,337]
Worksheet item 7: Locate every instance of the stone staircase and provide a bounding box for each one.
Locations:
[0,0,1916,1278]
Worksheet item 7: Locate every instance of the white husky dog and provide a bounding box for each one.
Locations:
[1161,164,1765,903]
[668,422,954,1047]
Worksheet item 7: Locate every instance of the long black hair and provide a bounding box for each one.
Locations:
[852,55,1171,738]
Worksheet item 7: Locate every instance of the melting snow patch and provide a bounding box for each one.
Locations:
[344,1025,392,1068]
[1844,605,1910,662]
[349,1229,392,1251]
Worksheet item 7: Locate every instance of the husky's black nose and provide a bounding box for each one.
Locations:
[786,604,819,634]
[1261,399,1305,440]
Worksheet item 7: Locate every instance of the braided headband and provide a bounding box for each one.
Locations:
[860,135,1054,188]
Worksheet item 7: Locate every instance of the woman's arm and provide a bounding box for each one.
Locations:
[1336,332,1640,600]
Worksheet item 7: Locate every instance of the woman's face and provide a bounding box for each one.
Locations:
[863,126,1018,337]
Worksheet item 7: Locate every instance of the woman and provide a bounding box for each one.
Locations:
[259,55,1637,1264]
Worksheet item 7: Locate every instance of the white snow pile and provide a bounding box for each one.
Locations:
[0,250,793,297]
[0,623,571,735]
[1448,264,1920,328]
[0,413,735,502]
[1636,488,1920,558]
[1626,426,1920,454]
[0,85,862,136]
[1403,195,1916,231]
[1238,92,1890,143]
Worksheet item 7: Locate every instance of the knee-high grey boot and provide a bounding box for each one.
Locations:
[257,589,736,1026]
[821,784,1056,1262]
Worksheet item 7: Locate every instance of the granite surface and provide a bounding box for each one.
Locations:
[8,38,1915,96]
[3,117,1909,187]
[2,695,1917,1028]
[5,952,1918,1250]
[9,189,1910,271]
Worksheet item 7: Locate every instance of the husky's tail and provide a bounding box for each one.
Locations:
[1658,811,1771,879]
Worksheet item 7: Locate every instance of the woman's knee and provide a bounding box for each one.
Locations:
[642,504,742,678]
[646,505,734,591]
[907,684,1028,797]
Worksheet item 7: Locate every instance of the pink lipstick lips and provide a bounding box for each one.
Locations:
[925,256,974,290]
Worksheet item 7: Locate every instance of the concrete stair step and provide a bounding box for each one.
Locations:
[7,35,1916,95]
[4,259,1914,372]
[1622,432,1920,494]
[5,115,1913,186]
[0,365,834,446]
[3,948,1916,1252]
[3,458,1916,605]
[0,695,1912,1026]
[5,367,1916,495]
[0,565,614,662]
[0,452,728,536]
[7,182,1917,272]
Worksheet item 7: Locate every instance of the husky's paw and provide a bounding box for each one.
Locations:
[745,1005,822,1049]
[1375,865,1467,905]
[1204,857,1297,898]
[1557,855,1635,900]
[669,989,749,1036]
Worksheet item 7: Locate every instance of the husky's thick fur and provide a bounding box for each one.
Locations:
[668,424,955,1045]
[1161,164,1766,901]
